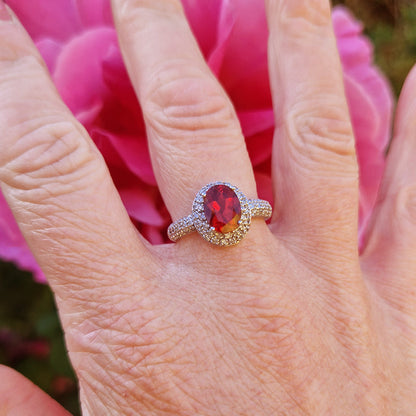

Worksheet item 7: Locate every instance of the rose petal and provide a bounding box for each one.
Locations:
[100,45,146,136]
[352,66,392,148]
[140,224,166,245]
[181,0,223,59]
[216,0,271,110]
[255,171,273,205]
[53,27,117,115]
[334,6,393,148]
[102,45,137,108]
[119,187,166,226]
[75,0,113,27]
[334,6,393,240]
[207,0,235,75]
[76,103,103,128]
[95,130,156,186]
[91,129,128,173]
[345,74,381,145]
[246,129,274,167]
[239,108,274,169]
[238,109,274,137]
[35,38,63,73]
[333,6,364,38]
[7,0,82,42]
[344,75,386,241]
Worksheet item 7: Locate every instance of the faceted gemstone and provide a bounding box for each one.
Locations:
[203,185,241,233]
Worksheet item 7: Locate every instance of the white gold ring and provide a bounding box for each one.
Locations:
[167,182,272,246]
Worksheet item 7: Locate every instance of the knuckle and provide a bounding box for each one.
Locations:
[143,62,238,139]
[285,100,356,167]
[1,118,98,200]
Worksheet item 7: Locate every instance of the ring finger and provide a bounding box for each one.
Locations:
[111,0,268,247]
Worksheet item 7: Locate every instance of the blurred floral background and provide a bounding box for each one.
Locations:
[1,0,416,414]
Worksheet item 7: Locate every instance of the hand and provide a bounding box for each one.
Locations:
[1,0,415,414]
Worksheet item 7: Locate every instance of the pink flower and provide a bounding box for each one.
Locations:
[332,6,393,242]
[1,1,393,282]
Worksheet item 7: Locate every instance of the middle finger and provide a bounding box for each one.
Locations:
[267,0,359,254]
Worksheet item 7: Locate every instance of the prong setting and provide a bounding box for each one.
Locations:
[192,182,251,247]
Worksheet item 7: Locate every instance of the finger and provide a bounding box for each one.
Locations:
[0,6,152,312]
[266,0,358,251]
[361,64,416,312]
[0,365,70,416]
[111,0,261,232]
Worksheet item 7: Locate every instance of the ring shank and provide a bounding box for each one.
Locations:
[168,199,272,242]
[167,214,196,242]
[248,199,272,219]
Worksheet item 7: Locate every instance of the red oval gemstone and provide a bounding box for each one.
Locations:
[203,185,241,233]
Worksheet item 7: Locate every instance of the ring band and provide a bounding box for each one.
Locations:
[168,182,272,246]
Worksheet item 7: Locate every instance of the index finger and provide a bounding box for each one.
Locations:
[0,6,153,312]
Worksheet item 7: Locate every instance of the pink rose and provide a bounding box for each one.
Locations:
[1,1,393,282]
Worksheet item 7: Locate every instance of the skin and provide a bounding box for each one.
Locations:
[0,0,415,414]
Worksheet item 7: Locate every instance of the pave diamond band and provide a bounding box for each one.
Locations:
[168,215,196,242]
[248,199,273,219]
[167,182,272,246]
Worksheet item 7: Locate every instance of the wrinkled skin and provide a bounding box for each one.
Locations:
[0,0,415,415]
[0,0,394,284]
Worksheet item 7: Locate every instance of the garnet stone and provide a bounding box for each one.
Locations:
[203,184,241,234]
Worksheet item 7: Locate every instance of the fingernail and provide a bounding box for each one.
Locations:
[0,1,12,21]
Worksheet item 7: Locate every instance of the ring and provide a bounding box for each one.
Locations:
[167,182,272,246]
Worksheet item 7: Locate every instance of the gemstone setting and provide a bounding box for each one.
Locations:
[203,184,241,234]
[192,182,251,246]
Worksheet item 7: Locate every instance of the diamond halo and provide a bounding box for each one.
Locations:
[167,181,272,246]
[192,182,251,247]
